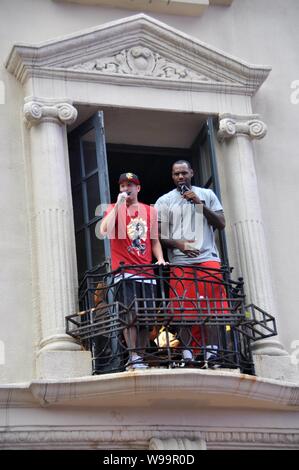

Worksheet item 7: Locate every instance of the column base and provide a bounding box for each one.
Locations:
[253,354,299,383]
[39,334,82,351]
[36,350,92,380]
[251,339,288,356]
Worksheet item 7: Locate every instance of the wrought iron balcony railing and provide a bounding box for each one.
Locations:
[66,264,277,375]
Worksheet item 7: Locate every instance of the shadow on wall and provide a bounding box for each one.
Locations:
[0,340,5,365]
[0,81,5,104]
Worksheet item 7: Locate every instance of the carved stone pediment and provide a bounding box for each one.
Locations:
[71,46,216,82]
[6,14,271,95]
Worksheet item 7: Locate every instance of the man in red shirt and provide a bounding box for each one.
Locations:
[100,172,166,369]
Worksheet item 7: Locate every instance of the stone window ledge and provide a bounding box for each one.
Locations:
[54,0,233,17]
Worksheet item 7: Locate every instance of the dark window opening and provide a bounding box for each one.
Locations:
[68,112,229,282]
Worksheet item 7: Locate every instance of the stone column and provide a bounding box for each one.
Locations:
[24,96,91,379]
[217,113,298,381]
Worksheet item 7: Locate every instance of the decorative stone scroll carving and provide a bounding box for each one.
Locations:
[217,113,267,141]
[149,437,207,450]
[24,98,77,128]
[71,46,214,81]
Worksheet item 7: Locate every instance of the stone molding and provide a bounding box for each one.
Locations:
[56,0,209,17]
[6,14,271,96]
[23,97,77,128]
[56,0,233,16]
[207,430,299,449]
[218,113,267,140]
[0,429,298,450]
[1,372,299,449]
[149,437,207,450]
[55,1,233,17]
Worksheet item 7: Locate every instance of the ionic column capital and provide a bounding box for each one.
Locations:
[24,96,77,127]
[218,113,267,141]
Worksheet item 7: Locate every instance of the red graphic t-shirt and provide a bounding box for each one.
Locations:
[104,203,158,272]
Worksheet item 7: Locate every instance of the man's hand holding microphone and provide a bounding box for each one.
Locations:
[116,191,129,205]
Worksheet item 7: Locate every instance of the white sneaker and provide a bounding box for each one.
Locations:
[182,349,193,360]
[206,345,218,361]
[205,345,221,369]
[132,361,149,370]
[126,355,148,370]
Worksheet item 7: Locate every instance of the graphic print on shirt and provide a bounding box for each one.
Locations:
[127,216,148,256]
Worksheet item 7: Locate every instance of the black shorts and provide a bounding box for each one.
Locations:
[114,279,157,328]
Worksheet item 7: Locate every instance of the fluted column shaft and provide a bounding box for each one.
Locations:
[218,113,286,356]
[24,97,79,352]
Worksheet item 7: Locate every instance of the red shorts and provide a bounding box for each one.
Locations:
[169,261,229,350]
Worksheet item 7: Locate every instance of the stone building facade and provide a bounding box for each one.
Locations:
[0,0,299,450]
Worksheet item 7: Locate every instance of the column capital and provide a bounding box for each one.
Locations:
[218,113,267,141]
[24,96,77,127]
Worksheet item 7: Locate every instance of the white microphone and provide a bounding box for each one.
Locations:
[117,192,128,204]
